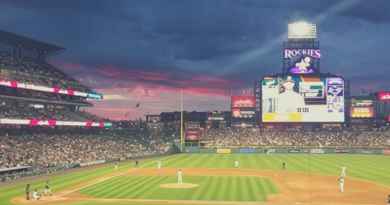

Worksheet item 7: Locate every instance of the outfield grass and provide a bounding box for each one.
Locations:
[1,153,390,205]
[80,175,277,201]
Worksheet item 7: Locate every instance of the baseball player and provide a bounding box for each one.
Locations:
[387,194,390,205]
[282,162,286,170]
[32,189,41,200]
[338,176,345,193]
[177,169,183,184]
[341,166,347,177]
[234,160,239,168]
[157,160,162,169]
[44,180,52,196]
[25,184,30,200]
[114,162,119,170]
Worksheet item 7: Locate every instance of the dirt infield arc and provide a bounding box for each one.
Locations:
[12,168,390,205]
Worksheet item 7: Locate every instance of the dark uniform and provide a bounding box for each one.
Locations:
[282,162,286,170]
[25,184,30,200]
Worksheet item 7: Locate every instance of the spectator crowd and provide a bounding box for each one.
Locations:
[203,127,390,148]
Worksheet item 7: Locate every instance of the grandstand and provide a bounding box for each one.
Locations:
[0,30,108,128]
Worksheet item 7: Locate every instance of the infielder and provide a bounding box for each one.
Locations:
[157,160,162,169]
[234,160,239,168]
[338,176,345,193]
[177,169,183,184]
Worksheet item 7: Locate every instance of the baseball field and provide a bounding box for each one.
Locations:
[3,153,390,205]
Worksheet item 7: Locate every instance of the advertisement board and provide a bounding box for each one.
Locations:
[351,107,374,118]
[262,76,344,122]
[216,149,231,154]
[231,96,256,121]
[350,99,374,118]
[377,91,390,101]
[185,129,201,141]
[231,96,256,108]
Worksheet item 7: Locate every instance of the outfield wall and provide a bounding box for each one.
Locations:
[184,147,388,155]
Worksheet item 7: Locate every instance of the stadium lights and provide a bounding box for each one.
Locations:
[288,21,317,39]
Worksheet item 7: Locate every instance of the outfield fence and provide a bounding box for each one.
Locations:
[184,147,387,155]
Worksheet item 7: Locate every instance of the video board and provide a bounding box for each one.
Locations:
[261,75,344,122]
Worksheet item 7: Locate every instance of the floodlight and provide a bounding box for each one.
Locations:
[288,21,317,39]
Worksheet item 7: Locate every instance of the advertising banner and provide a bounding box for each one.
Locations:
[231,96,256,108]
[310,148,325,154]
[216,149,232,154]
[0,78,102,100]
[383,150,390,155]
[185,129,201,141]
[377,91,390,101]
[239,148,257,153]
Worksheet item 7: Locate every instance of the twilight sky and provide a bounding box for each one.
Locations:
[1,0,390,120]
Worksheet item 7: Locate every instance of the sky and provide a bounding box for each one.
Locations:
[1,0,390,120]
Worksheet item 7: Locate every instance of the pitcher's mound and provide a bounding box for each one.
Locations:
[160,183,199,189]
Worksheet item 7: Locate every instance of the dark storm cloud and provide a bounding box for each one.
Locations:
[0,0,389,94]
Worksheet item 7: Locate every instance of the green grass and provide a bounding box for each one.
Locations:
[1,153,390,205]
[79,175,277,201]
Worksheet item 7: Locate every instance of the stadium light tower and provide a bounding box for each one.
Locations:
[288,21,317,39]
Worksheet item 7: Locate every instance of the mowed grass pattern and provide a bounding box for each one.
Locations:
[80,175,278,201]
[1,154,390,205]
[137,154,390,186]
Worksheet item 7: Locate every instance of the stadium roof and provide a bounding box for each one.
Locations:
[0,30,64,53]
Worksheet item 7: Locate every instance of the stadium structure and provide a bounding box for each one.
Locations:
[0,30,111,128]
[1,22,390,205]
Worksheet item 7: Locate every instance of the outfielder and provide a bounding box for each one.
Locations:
[157,160,162,169]
[177,169,183,184]
[338,176,345,193]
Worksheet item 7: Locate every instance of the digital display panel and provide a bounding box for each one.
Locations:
[231,96,256,119]
[350,99,374,118]
[261,76,344,122]
[377,91,390,101]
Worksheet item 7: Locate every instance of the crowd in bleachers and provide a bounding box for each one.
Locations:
[0,128,172,182]
[0,52,91,93]
[203,128,390,148]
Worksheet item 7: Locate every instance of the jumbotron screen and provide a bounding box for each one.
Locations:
[262,76,344,122]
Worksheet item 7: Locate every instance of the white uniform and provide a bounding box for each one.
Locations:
[177,170,183,184]
[341,166,347,177]
[338,177,345,193]
[157,161,162,169]
[234,160,239,168]
[32,191,40,200]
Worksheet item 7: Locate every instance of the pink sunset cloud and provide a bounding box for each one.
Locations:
[52,61,237,120]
